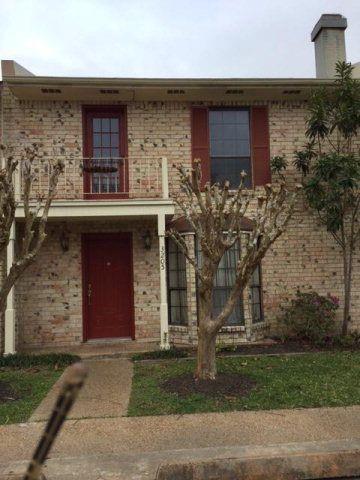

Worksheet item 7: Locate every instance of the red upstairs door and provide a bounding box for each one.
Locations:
[82,233,134,340]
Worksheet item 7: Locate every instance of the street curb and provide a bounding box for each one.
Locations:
[156,439,360,480]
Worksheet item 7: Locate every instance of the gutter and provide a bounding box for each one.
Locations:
[3,75,335,89]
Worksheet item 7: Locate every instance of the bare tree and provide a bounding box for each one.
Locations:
[168,160,299,380]
[0,144,63,334]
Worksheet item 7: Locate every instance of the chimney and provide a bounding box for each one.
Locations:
[311,14,347,78]
[1,60,34,78]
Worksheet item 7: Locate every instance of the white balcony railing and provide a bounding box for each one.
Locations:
[15,156,169,201]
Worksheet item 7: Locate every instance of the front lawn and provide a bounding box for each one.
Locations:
[0,353,79,425]
[128,351,360,416]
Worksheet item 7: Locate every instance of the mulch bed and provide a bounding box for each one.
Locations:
[161,372,257,398]
[0,380,19,403]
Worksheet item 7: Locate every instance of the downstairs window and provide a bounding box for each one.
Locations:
[166,238,188,326]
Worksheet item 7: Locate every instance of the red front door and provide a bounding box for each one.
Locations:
[82,233,134,340]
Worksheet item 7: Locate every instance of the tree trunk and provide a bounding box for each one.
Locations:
[196,326,217,380]
[342,247,353,336]
[196,276,217,381]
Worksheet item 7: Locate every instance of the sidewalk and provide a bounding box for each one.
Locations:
[2,439,360,480]
[1,406,359,464]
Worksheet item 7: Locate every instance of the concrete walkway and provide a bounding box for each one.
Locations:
[1,406,359,464]
[30,358,133,421]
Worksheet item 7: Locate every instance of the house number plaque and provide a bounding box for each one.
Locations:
[160,245,166,270]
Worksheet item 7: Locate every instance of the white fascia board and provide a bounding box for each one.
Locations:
[15,199,175,219]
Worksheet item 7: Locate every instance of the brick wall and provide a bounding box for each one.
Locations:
[1,85,359,349]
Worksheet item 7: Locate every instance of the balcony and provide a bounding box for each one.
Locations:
[15,156,169,201]
[14,156,174,219]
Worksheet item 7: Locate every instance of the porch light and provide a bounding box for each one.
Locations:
[59,226,70,252]
[142,230,152,250]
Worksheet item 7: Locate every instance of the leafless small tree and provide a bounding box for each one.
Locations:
[168,160,299,380]
[0,144,63,343]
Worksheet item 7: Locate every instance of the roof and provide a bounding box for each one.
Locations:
[3,75,335,101]
[1,60,335,101]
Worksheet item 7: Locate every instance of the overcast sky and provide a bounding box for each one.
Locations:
[0,0,359,79]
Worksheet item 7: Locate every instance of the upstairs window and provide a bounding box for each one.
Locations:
[83,106,127,197]
[209,109,251,188]
[191,106,271,188]
[91,117,120,193]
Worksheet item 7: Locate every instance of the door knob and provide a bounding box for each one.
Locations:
[88,283,92,305]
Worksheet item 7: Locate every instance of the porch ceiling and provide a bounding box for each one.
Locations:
[4,76,335,102]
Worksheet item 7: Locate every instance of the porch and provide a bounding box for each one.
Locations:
[4,215,173,355]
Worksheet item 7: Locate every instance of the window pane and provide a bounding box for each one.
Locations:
[110,118,119,132]
[93,118,101,132]
[251,265,263,323]
[92,174,100,193]
[252,302,262,323]
[111,134,119,148]
[170,290,180,306]
[252,287,261,304]
[101,118,110,131]
[252,266,260,285]
[93,134,101,148]
[211,157,251,188]
[101,134,111,147]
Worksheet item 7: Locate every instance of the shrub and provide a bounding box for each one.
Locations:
[280,291,339,344]
[132,348,189,361]
[0,353,80,369]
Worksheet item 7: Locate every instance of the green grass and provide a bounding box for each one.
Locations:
[0,353,79,425]
[128,352,360,416]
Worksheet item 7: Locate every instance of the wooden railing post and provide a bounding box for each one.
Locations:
[14,162,21,202]
[161,157,169,199]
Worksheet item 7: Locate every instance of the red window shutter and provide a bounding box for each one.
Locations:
[191,106,210,188]
[251,106,271,186]
[120,106,128,157]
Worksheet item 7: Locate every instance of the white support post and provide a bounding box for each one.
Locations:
[158,213,170,350]
[14,163,21,202]
[4,222,16,355]
[161,157,169,199]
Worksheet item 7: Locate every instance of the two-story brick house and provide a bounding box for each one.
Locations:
[1,14,359,354]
